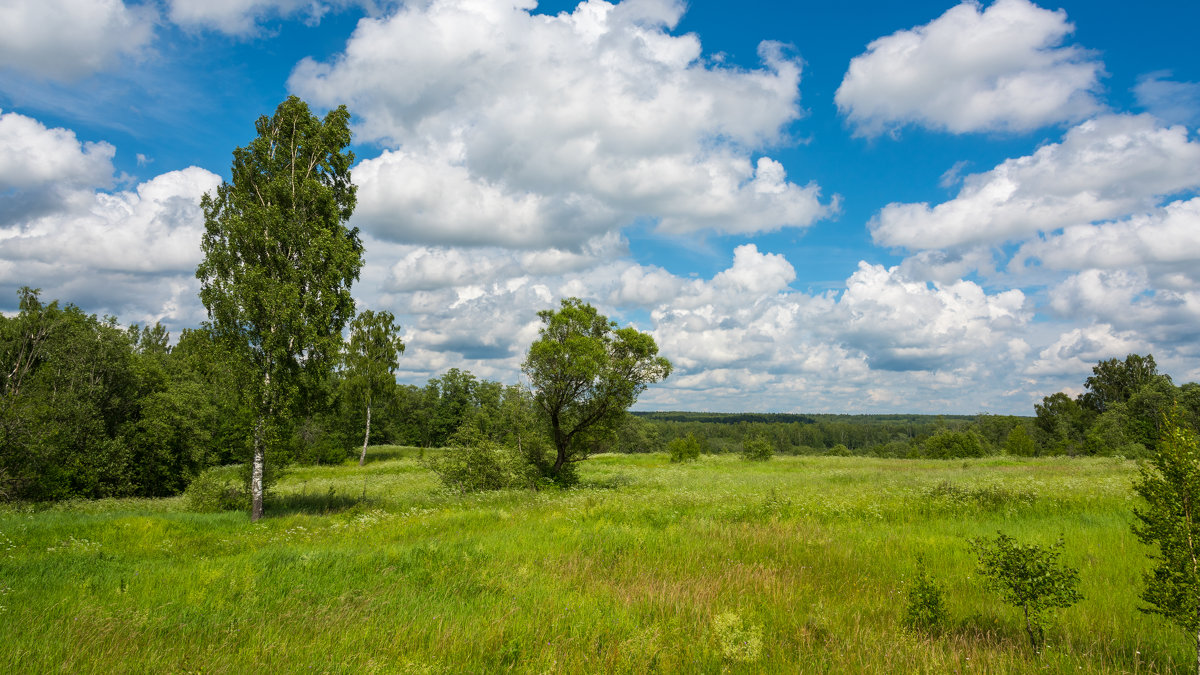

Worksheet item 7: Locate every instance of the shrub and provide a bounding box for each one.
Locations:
[923,429,985,458]
[426,424,540,492]
[904,556,947,632]
[827,442,851,456]
[741,434,774,461]
[184,467,246,512]
[970,532,1082,649]
[667,433,702,463]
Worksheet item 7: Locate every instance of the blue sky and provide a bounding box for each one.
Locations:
[2,0,1199,414]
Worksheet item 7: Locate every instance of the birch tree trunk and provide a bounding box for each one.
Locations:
[251,414,265,521]
[359,402,371,466]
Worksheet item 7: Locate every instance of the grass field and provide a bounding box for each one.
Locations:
[0,450,1190,673]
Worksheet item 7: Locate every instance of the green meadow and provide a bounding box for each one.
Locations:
[0,450,1190,673]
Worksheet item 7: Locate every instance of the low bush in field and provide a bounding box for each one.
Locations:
[922,429,987,458]
[184,466,246,512]
[741,434,774,461]
[426,425,544,492]
[904,557,947,633]
[667,433,702,462]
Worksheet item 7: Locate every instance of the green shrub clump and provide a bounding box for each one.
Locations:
[923,429,985,458]
[904,557,947,632]
[741,434,774,461]
[667,433,702,463]
[426,424,542,492]
[184,467,246,512]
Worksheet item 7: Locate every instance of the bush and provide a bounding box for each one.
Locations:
[667,433,702,463]
[184,467,246,512]
[904,556,947,632]
[426,424,541,492]
[923,429,985,458]
[970,532,1082,649]
[741,434,774,462]
[827,443,851,456]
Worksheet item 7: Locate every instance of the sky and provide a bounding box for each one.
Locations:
[2,0,1199,414]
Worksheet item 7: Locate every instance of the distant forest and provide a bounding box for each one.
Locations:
[2,286,1195,502]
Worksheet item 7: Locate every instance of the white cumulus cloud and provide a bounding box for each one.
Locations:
[293,0,833,248]
[872,114,1200,250]
[837,0,1103,136]
[0,0,156,80]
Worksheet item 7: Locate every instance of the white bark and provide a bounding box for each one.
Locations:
[359,403,371,466]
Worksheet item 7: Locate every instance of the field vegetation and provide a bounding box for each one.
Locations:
[1,449,1191,673]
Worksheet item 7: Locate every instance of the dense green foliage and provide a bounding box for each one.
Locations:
[666,433,702,463]
[197,95,363,520]
[0,289,227,501]
[741,434,775,461]
[1132,407,1200,668]
[523,298,671,482]
[970,532,1083,649]
[905,556,947,633]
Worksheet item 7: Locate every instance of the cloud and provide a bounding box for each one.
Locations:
[0,0,156,80]
[836,0,1103,136]
[0,161,221,328]
[835,262,1028,371]
[1025,323,1148,377]
[167,0,360,35]
[0,110,115,192]
[293,0,834,248]
[1012,197,1200,279]
[1135,72,1200,127]
[872,114,1200,250]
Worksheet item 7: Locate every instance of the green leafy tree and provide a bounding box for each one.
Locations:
[905,556,947,632]
[1082,353,1161,413]
[923,429,985,458]
[1132,407,1200,674]
[1004,424,1038,457]
[344,309,405,465]
[970,532,1082,649]
[667,432,702,462]
[1035,392,1090,454]
[523,298,671,483]
[196,96,362,521]
[742,434,774,461]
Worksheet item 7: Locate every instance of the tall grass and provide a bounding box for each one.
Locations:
[0,450,1187,673]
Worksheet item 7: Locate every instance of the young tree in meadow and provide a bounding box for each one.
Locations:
[197,96,362,521]
[523,298,671,483]
[344,309,405,465]
[970,532,1082,650]
[1132,407,1200,674]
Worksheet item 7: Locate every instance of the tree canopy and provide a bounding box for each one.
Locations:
[523,298,671,481]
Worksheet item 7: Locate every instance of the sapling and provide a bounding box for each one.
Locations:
[969,532,1081,649]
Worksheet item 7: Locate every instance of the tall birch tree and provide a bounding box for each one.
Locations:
[344,309,405,465]
[197,96,362,521]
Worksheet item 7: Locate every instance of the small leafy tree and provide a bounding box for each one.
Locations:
[344,309,405,465]
[742,434,774,461]
[1132,407,1200,674]
[667,433,702,462]
[904,556,947,632]
[969,532,1082,649]
[523,298,671,483]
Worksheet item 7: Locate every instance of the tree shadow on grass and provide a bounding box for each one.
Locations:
[267,489,374,516]
[362,446,422,464]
